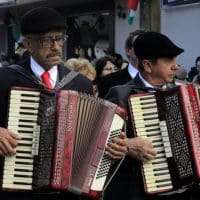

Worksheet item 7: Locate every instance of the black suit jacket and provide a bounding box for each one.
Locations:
[105,73,147,108]
[0,59,93,127]
[0,59,93,200]
[98,66,132,98]
[103,74,188,200]
[103,74,150,200]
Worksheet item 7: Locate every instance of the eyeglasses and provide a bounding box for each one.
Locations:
[27,35,68,47]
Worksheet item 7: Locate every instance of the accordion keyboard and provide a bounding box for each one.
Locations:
[90,113,124,191]
[2,89,40,190]
[129,94,173,193]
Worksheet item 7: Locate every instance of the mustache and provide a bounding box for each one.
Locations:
[47,52,61,58]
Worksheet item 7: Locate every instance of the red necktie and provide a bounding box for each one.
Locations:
[41,71,52,89]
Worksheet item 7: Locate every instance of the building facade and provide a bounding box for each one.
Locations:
[0,0,199,70]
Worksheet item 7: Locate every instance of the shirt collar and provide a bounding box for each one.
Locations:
[138,73,172,90]
[138,73,154,88]
[30,56,58,88]
[128,63,138,79]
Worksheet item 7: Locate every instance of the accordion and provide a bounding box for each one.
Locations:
[1,87,127,197]
[128,84,200,194]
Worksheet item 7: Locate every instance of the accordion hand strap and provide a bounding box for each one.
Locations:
[101,123,128,199]
[100,157,125,200]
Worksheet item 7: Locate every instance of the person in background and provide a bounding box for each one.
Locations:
[95,56,117,78]
[65,58,96,81]
[109,52,124,70]
[121,59,129,69]
[65,58,97,95]
[97,30,145,98]
[187,56,200,82]
[174,65,188,85]
[94,38,109,60]
[192,58,200,84]
[94,56,117,95]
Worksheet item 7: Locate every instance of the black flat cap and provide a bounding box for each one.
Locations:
[21,7,66,35]
[133,31,184,59]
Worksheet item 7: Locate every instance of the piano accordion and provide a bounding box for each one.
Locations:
[128,84,200,194]
[2,87,127,197]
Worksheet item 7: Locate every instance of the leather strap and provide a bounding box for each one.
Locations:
[8,64,79,91]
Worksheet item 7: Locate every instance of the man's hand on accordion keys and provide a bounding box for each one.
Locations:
[125,137,157,162]
[105,132,128,160]
[0,127,20,156]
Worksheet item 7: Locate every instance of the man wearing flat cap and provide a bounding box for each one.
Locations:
[0,7,94,200]
[103,31,192,200]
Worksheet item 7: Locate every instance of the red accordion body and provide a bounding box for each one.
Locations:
[2,87,127,199]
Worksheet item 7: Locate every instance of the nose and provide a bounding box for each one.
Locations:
[172,64,180,70]
[50,40,61,50]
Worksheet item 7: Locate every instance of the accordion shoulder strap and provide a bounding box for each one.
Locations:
[8,64,43,87]
[55,70,79,91]
[8,64,79,91]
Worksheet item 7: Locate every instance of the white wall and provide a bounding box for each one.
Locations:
[115,1,200,70]
[161,3,200,71]
[114,0,140,60]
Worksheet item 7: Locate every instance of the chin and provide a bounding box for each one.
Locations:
[53,61,61,66]
[47,56,61,64]
[49,60,61,67]
[167,77,174,82]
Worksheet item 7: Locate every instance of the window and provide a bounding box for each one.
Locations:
[163,0,200,6]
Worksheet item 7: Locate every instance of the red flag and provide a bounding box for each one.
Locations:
[127,0,140,25]
[128,0,139,10]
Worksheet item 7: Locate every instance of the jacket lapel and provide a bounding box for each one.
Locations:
[20,58,71,81]
[19,58,34,74]
[126,73,149,93]
[57,64,71,81]
[21,58,72,83]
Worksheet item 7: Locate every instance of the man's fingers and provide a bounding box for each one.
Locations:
[0,139,16,156]
[112,138,126,147]
[7,135,18,148]
[9,132,21,140]
[143,154,155,162]
[105,151,123,160]
[0,141,9,155]
[0,128,19,156]
[146,148,157,156]
[108,142,127,153]
[106,143,127,157]
[119,132,126,139]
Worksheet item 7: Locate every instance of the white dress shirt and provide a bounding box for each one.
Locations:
[139,73,177,90]
[30,56,58,88]
[138,73,154,88]
[128,63,138,79]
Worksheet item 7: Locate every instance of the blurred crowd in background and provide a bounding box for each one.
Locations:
[1,36,200,97]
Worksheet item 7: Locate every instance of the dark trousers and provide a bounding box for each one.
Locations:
[0,191,89,200]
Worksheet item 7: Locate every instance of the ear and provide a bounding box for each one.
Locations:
[22,37,32,53]
[142,59,152,73]
[125,47,133,57]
